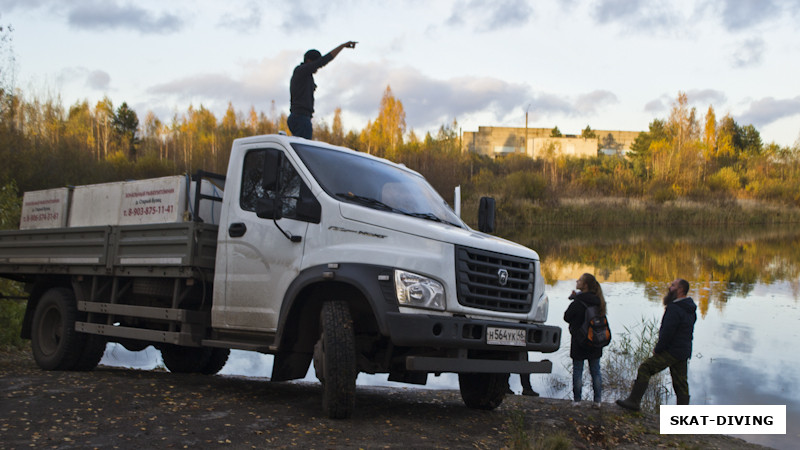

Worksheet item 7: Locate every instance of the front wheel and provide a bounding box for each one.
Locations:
[458,372,508,410]
[313,300,357,419]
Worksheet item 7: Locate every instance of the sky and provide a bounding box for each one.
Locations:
[1,0,799,147]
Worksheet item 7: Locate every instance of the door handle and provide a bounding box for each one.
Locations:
[228,222,247,238]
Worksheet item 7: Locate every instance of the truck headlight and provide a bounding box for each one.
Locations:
[394,270,445,311]
[532,294,549,322]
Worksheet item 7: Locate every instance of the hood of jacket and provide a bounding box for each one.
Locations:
[574,291,601,307]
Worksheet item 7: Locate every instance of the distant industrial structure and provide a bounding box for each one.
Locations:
[461,126,643,159]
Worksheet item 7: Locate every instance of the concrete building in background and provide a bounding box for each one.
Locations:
[461,126,643,159]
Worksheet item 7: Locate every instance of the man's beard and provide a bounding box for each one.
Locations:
[663,289,677,305]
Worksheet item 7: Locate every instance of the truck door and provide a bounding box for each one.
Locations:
[220,147,314,331]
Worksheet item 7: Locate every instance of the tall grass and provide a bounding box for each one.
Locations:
[549,316,671,413]
[602,316,671,413]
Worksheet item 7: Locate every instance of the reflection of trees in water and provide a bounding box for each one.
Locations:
[512,225,800,316]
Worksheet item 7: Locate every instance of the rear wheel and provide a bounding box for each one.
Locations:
[161,345,229,374]
[313,300,357,419]
[199,348,230,375]
[31,288,83,370]
[458,372,508,410]
[72,334,107,371]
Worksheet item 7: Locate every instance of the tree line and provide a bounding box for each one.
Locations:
[1,84,799,228]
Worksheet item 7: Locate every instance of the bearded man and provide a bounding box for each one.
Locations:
[616,279,697,410]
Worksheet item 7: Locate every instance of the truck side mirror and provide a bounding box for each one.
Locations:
[256,198,282,220]
[257,149,284,220]
[262,149,282,191]
[478,197,495,233]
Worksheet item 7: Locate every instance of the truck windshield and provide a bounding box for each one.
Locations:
[292,143,464,228]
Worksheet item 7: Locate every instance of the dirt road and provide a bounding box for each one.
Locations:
[0,351,768,449]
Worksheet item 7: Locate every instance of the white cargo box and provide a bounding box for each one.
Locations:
[62,175,222,228]
[119,176,222,226]
[20,188,71,230]
[68,181,125,227]
[119,176,185,225]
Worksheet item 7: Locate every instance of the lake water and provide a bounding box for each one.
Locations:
[99,224,800,449]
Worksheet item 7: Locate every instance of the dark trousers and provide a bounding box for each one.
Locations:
[637,351,689,398]
[288,113,313,139]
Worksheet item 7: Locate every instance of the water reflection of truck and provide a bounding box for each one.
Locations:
[0,134,561,418]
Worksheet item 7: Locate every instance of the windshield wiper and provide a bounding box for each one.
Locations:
[402,211,461,228]
[335,192,397,212]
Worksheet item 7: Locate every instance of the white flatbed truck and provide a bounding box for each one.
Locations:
[0,134,560,418]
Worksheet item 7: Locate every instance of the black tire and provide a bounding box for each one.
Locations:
[161,345,209,373]
[161,345,229,375]
[31,287,84,371]
[72,334,107,371]
[458,372,508,410]
[199,348,230,375]
[315,300,357,419]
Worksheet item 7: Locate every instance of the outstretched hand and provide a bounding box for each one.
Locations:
[345,41,358,49]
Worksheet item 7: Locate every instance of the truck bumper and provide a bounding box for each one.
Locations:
[385,311,560,357]
[406,354,553,374]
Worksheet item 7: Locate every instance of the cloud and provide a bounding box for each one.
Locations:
[575,90,618,115]
[738,96,800,127]
[685,89,726,106]
[644,97,668,114]
[717,0,780,31]
[144,51,296,116]
[55,66,112,94]
[591,0,681,31]
[217,2,262,29]
[0,0,49,11]
[276,0,341,33]
[86,70,110,90]
[731,37,765,68]
[144,50,626,136]
[67,2,183,34]
[644,90,727,116]
[446,0,533,32]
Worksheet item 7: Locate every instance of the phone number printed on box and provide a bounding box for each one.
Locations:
[123,205,175,217]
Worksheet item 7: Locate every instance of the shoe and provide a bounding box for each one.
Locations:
[521,388,539,397]
[592,401,601,409]
[571,401,582,407]
[505,388,514,395]
[616,379,648,412]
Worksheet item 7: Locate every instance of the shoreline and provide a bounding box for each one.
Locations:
[460,196,800,230]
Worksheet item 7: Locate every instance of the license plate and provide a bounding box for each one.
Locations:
[486,327,526,346]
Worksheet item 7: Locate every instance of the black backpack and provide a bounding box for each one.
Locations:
[579,301,611,348]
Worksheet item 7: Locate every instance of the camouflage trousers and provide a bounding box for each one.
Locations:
[636,351,689,398]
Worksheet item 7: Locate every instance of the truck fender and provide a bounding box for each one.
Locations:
[274,263,399,353]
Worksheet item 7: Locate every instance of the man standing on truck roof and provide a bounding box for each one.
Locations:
[288,41,357,140]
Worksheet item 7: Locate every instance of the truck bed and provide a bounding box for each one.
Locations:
[0,222,219,280]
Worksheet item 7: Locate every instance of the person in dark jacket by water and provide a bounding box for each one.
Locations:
[564,273,606,406]
[288,41,357,140]
[617,278,697,411]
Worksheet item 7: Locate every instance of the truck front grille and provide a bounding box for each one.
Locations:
[455,246,535,313]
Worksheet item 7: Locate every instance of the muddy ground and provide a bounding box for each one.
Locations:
[0,351,769,449]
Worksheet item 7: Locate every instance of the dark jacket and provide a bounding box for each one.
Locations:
[289,52,334,117]
[654,297,697,361]
[563,292,603,360]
